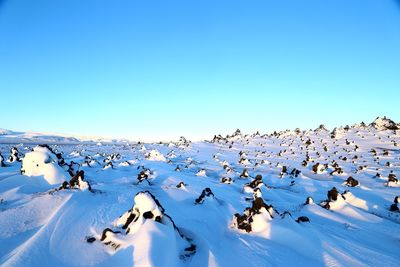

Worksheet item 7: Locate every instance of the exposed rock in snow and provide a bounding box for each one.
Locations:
[280,165,288,177]
[232,197,277,233]
[176,181,187,189]
[196,169,206,177]
[370,116,399,130]
[244,174,264,193]
[314,124,328,132]
[296,216,310,223]
[0,152,5,167]
[344,176,359,187]
[390,196,399,212]
[321,187,346,210]
[67,161,80,176]
[239,169,249,178]
[103,161,114,170]
[220,177,233,184]
[59,170,92,191]
[177,136,190,147]
[312,163,326,174]
[239,157,251,165]
[8,147,22,163]
[195,188,214,204]
[137,168,152,184]
[97,191,196,264]
[387,173,399,187]
[145,150,166,161]
[305,196,314,205]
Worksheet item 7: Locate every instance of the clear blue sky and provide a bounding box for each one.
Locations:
[0,0,399,141]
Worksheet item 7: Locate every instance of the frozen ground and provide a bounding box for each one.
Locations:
[0,117,400,267]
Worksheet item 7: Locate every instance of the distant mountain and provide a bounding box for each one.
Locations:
[0,128,131,144]
[1,116,398,145]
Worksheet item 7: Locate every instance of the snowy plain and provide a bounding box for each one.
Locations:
[0,117,400,267]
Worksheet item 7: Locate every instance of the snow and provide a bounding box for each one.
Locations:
[21,146,68,184]
[1,118,400,266]
[145,150,166,161]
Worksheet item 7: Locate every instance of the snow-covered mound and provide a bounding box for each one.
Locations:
[370,116,399,130]
[232,197,277,233]
[21,145,68,184]
[98,191,195,265]
[145,149,166,161]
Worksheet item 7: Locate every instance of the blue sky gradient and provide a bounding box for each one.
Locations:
[0,0,399,141]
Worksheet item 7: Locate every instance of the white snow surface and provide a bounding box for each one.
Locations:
[1,122,400,266]
[145,149,167,162]
[21,146,68,184]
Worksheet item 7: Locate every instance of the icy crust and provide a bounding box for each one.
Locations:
[98,191,196,264]
[21,145,68,184]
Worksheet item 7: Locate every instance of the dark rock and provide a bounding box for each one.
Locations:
[296,216,310,223]
[327,187,339,202]
[176,182,186,188]
[86,236,96,243]
[388,173,398,183]
[143,211,154,219]
[239,169,249,178]
[390,204,399,212]
[195,188,214,204]
[345,176,359,187]
[305,196,314,205]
